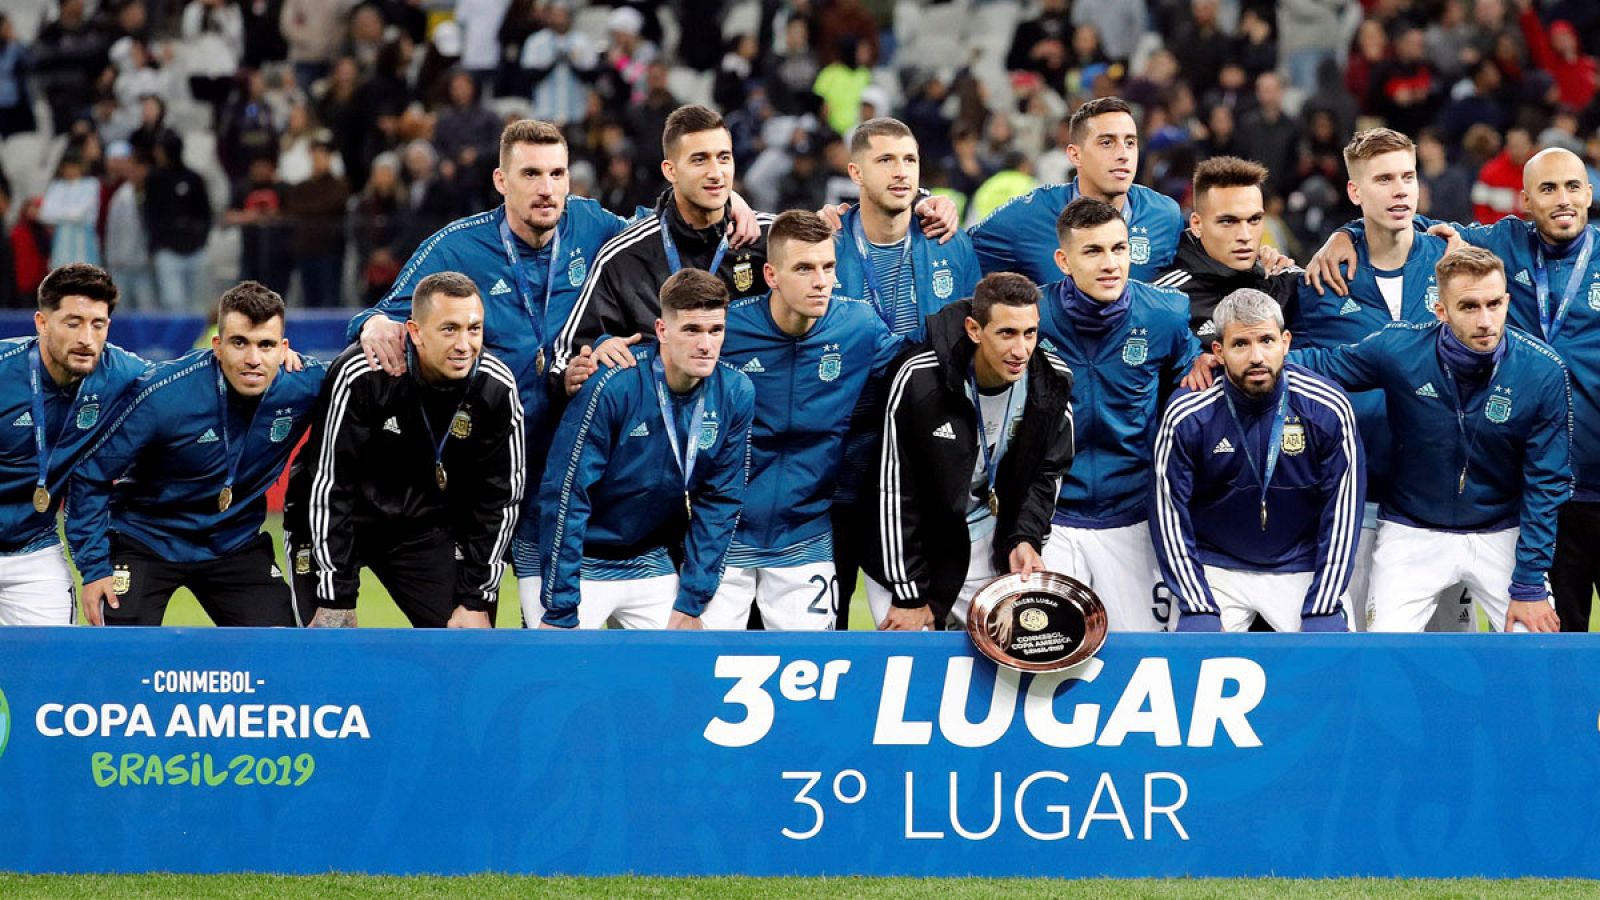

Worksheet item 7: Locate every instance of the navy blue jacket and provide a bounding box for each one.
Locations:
[0,339,147,554]
[1294,322,1572,586]
[1036,278,1202,527]
[831,204,981,337]
[67,350,326,582]
[346,199,627,562]
[1150,365,1365,618]
[720,294,903,562]
[968,181,1183,284]
[539,346,754,626]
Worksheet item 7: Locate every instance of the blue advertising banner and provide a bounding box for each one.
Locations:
[0,629,1596,877]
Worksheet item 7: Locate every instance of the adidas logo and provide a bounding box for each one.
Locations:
[1515,270,1532,287]
[932,422,956,440]
[1338,298,1360,316]
[383,417,401,434]
[489,279,512,296]
[269,564,282,578]
[1415,382,1439,398]
[1212,437,1235,454]
[629,421,650,437]
[11,411,31,427]
[1197,320,1215,337]
[741,358,766,374]
[197,428,219,444]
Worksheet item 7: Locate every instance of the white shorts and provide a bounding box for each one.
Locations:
[865,531,998,629]
[0,544,76,626]
[1366,522,1542,633]
[1347,518,1473,632]
[517,576,542,628]
[576,573,679,630]
[1202,565,1318,632]
[702,562,837,631]
[1043,521,1163,631]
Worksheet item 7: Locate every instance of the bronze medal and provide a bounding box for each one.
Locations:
[436,463,449,491]
[218,486,233,513]
[685,493,692,520]
[32,486,50,514]
[987,490,1000,518]
[535,348,547,376]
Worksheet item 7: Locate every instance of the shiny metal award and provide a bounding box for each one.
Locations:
[966,571,1108,672]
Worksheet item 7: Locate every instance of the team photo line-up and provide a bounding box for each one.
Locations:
[8,97,1596,635]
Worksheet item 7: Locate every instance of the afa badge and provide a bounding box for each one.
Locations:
[450,410,472,439]
[1121,337,1147,366]
[270,416,293,443]
[112,565,131,595]
[1485,395,1512,424]
[568,255,587,287]
[76,403,99,430]
[294,548,312,576]
[1588,281,1600,312]
[1130,236,1150,265]
[932,268,954,299]
[698,419,718,450]
[733,260,754,292]
[818,351,842,382]
[1425,284,1439,307]
[1282,422,1306,455]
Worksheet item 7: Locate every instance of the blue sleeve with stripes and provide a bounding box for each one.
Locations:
[1302,386,1366,620]
[538,370,621,627]
[1148,398,1217,616]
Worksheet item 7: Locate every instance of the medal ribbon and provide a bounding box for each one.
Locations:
[28,346,75,502]
[968,367,1019,516]
[498,209,560,360]
[851,215,915,323]
[412,342,482,490]
[1533,226,1595,344]
[659,211,728,276]
[653,356,707,504]
[1438,354,1503,495]
[1222,385,1289,530]
[214,361,267,504]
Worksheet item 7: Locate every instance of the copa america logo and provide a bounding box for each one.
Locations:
[966,571,1108,672]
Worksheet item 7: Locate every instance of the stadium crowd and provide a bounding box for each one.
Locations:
[1,0,1599,636]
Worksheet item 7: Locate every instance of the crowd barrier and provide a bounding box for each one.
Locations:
[0,310,359,362]
[0,629,1595,877]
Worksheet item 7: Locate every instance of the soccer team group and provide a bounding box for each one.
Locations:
[7,95,1597,635]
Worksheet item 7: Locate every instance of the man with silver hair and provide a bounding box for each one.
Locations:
[1151,288,1365,632]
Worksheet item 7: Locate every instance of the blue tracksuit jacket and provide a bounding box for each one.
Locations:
[720,294,904,565]
[538,346,754,626]
[0,338,147,554]
[1150,364,1365,619]
[347,199,627,568]
[1293,322,1572,587]
[66,349,326,583]
[968,181,1183,285]
[1037,278,1202,528]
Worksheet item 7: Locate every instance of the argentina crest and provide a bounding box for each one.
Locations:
[818,344,842,382]
[75,402,99,429]
[1129,235,1150,265]
[1485,394,1512,424]
[932,266,954,299]
[733,259,754,292]
[1589,279,1600,311]
[568,253,587,287]
[698,413,718,450]
[1282,421,1306,455]
[1121,336,1147,366]
[269,415,293,443]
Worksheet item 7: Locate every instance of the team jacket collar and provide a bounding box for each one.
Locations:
[653,188,730,253]
[1172,230,1266,283]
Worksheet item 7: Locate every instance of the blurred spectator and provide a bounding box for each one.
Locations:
[11,198,50,304]
[284,138,350,306]
[313,57,370,188]
[1125,49,1179,111]
[1067,25,1109,78]
[39,149,102,268]
[351,151,404,304]
[1231,8,1277,80]
[774,139,824,208]
[1427,0,1475,84]
[1007,0,1074,91]
[219,69,280,182]
[33,0,111,134]
[598,149,653,218]
[1438,58,1511,143]
[396,139,462,257]
[1416,127,1475,225]
[521,0,598,125]
[814,36,874,136]
[968,150,1037,225]
[145,134,213,311]
[279,101,342,183]
[346,4,389,73]
[596,6,657,111]
[1538,105,1585,154]
[182,0,245,126]
[1010,73,1066,162]
[714,34,761,113]
[1302,57,1358,146]
[105,145,155,310]
[0,14,36,139]
[106,39,180,142]
[225,155,293,294]
[1345,19,1389,110]
[624,61,679,180]
[109,1,152,47]
[128,94,177,159]
[813,0,878,68]
[241,0,289,69]
[1035,117,1073,185]
[901,70,953,164]
[1280,0,1353,93]
[1370,25,1446,136]
[770,17,819,116]
[942,122,992,202]
[456,0,511,88]
[417,21,464,103]
[1172,0,1230,96]
[496,0,540,93]
[435,70,500,207]
[1472,124,1532,223]
[0,166,15,308]
[1239,72,1299,200]
[281,0,350,90]
[1518,1,1599,111]
[1073,0,1147,63]
[677,0,727,72]
[1199,102,1242,158]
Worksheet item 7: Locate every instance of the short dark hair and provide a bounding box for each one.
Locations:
[970,272,1039,325]
[660,268,730,314]
[850,116,915,156]
[218,281,285,328]
[499,118,566,167]
[767,210,836,264]
[662,104,728,159]
[413,271,480,321]
[1054,196,1124,247]
[38,263,118,315]
[1192,156,1268,204]
[1068,96,1134,144]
